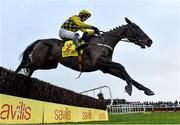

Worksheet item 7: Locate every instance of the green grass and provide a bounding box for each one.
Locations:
[80,112,180,124]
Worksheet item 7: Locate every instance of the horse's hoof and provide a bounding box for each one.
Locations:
[144,89,155,96]
[125,85,132,96]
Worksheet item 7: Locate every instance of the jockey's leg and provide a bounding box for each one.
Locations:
[81,32,88,41]
[73,33,80,48]
[76,32,89,51]
[59,28,75,42]
[77,32,92,51]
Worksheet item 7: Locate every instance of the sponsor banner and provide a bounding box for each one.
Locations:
[44,102,78,123]
[77,107,95,122]
[0,94,108,124]
[44,104,108,123]
[0,94,43,124]
[77,107,108,122]
[94,109,108,121]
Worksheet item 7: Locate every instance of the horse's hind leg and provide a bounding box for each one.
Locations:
[15,64,22,73]
[27,68,35,77]
[15,61,26,73]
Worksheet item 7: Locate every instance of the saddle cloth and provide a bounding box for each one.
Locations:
[62,40,83,57]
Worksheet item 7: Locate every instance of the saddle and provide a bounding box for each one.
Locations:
[62,35,94,57]
[62,40,84,58]
[62,40,85,71]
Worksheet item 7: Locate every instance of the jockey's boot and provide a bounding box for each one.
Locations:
[73,33,81,50]
[73,33,88,51]
[76,32,88,51]
[76,40,88,51]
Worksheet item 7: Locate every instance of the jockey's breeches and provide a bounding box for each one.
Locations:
[59,28,80,40]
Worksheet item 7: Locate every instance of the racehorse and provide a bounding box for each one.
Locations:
[15,17,154,96]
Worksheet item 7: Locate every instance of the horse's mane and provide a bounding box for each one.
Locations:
[101,24,128,37]
[101,25,122,36]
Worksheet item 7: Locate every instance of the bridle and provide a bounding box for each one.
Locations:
[99,24,140,44]
[95,24,146,51]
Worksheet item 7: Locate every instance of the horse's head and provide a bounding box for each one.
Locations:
[125,17,152,48]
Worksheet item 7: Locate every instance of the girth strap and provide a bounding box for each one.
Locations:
[77,52,82,71]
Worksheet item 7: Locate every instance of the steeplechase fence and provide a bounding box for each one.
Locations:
[0,67,108,123]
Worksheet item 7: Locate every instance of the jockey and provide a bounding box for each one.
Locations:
[59,9,100,50]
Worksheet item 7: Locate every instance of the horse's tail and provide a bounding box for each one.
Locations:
[20,40,40,75]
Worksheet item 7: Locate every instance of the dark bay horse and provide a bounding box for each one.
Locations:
[15,17,154,96]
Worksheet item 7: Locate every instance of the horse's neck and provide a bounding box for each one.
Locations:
[102,24,128,49]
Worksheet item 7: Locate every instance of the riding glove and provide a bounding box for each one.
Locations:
[92,26,100,35]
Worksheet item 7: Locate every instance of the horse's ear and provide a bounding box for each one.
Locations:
[125,17,132,24]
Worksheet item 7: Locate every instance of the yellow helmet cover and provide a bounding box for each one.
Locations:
[79,9,91,17]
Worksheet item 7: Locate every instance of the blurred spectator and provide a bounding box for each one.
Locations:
[97,92,104,100]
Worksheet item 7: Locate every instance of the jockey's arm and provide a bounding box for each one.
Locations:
[71,16,92,29]
[81,29,95,35]
[71,16,95,35]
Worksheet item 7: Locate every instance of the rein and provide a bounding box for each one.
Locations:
[92,24,141,51]
[94,30,131,51]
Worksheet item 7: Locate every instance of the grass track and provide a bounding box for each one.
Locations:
[79,112,180,124]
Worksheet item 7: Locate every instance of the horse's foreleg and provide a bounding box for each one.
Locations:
[97,60,154,96]
[132,80,154,95]
[97,60,133,95]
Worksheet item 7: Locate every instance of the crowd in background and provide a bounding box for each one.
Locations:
[106,98,180,107]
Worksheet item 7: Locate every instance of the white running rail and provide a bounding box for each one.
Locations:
[107,104,153,114]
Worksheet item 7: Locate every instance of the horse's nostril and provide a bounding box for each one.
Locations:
[147,39,152,47]
[149,39,152,43]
